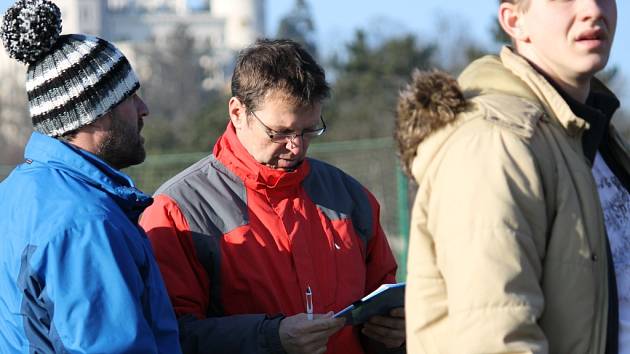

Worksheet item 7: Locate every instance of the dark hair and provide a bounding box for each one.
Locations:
[231,38,330,112]
[58,128,79,143]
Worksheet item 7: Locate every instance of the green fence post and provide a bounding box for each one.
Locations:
[396,166,410,281]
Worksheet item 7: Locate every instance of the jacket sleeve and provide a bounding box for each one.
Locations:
[34,217,178,353]
[413,126,548,353]
[140,195,286,354]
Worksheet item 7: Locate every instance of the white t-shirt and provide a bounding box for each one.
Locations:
[592,152,630,353]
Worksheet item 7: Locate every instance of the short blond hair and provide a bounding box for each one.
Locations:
[500,0,530,11]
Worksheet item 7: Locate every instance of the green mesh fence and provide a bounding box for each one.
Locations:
[0,138,411,279]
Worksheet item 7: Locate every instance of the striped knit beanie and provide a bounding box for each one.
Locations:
[1,0,140,137]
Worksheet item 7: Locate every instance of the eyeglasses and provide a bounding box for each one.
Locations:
[249,110,326,144]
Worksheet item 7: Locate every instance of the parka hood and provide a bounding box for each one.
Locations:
[394,70,469,177]
[394,48,539,177]
[458,54,538,102]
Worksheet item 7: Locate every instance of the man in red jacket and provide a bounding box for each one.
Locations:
[140,39,405,354]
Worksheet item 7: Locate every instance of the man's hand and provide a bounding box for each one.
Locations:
[279,312,345,354]
[362,307,405,348]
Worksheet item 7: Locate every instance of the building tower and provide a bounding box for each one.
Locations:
[54,0,105,36]
[174,0,188,15]
[210,0,265,51]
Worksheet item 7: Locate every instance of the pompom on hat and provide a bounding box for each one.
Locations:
[1,0,140,137]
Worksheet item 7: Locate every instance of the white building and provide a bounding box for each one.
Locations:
[54,0,266,88]
[0,0,266,150]
[1,0,266,94]
[55,0,265,52]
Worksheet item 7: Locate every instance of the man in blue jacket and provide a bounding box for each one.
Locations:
[0,0,181,352]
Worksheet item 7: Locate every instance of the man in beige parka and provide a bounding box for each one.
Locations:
[397,0,626,353]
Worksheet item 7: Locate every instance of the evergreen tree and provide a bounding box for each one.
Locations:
[276,0,318,57]
[325,30,437,141]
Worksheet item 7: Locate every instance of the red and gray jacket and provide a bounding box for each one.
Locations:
[140,123,398,354]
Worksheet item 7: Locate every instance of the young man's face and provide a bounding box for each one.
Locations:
[519,0,617,82]
[230,93,323,171]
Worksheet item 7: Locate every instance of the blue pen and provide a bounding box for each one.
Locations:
[306,286,313,320]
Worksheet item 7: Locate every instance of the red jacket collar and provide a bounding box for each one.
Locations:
[213,122,310,191]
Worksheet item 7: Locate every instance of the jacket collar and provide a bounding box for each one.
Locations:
[459,46,619,139]
[546,77,619,163]
[213,122,310,191]
[24,131,152,221]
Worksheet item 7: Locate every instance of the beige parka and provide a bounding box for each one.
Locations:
[404,47,628,354]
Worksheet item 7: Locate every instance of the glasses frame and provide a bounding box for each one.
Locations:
[248,110,327,144]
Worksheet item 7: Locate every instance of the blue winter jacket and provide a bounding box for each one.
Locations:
[0,132,181,353]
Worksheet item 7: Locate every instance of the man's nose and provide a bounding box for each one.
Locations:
[285,134,304,153]
[577,0,606,22]
[136,95,149,118]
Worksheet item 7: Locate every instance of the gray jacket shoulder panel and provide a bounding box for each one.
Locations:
[156,155,248,317]
[302,158,374,245]
[156,155,248,236]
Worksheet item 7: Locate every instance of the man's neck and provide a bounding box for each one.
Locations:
[516,46,592,103]
[531,63,592,103]
[550,75,591,104]
[67,132,102,156]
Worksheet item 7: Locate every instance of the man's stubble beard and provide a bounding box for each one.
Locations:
[97,113,146,170]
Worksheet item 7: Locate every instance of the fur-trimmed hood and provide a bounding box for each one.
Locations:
[394,48,538,177]
[394,70,469,177]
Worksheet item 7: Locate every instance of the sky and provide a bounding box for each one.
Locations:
[0,0,628,107]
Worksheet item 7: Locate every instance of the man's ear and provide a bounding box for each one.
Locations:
[498,2,528,43]
[228,97,247,129]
